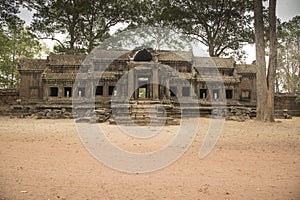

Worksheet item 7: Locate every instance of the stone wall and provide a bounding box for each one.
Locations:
[275,94,300,116]
[0,89,19,105]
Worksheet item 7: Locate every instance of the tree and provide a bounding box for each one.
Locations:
[0,0,44,88]
[30,0,137,53]
[0,20,43,88]
[277,16,300,93]
[253,0,277,122]
[87,0,191,51]
[162,0,254,57]
[0,0,22,27]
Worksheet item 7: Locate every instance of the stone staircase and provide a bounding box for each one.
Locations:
[110,100,180,126]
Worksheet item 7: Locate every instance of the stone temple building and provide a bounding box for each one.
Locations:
[17,48,257,122]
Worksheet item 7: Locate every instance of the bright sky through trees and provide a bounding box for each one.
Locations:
[17,0,299,63]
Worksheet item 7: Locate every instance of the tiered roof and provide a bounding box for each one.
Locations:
[236,64,257,74]
[18,50,256,82]
[18,59,47,71]
[193,57,235,68]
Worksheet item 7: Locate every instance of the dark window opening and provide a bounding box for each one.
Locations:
[213,89,219,99]
[133,49,152,61]
[108,86,115,96]
[170,86,177,97]
[50,87,58,97]
[64,87,72,97]
[182,87,190,97]
[200,89,207,99]
[95,86,103,96]
[78,87,85,97]
[187,67,192,73]
[226,89,233,99]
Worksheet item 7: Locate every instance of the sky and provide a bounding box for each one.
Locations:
[18,0,300,63]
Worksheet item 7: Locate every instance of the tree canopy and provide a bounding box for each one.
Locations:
[276,16,300,93]
[161,0,254,57]
[30,0,139,53]
[0,0,44,88]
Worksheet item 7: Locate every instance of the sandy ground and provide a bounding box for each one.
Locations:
[0,116,300,200]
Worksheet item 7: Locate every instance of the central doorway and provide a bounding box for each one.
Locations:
[138,86,147,98]
[137,77,149,99]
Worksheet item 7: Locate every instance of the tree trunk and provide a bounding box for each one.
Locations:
[254,0,267,121]
[266,0,277,122]
[298,62,300,92]
[298,35,300,92]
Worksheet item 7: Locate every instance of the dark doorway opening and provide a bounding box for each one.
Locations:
[95,86,103,96]
[108,86,115,96]
[213,89,219,99]
[64,87,72,97]
[226,89,233,99]
[170,86,177,97]
[78,87,85,97]
[50,87,58,97]
[200,89,207,99]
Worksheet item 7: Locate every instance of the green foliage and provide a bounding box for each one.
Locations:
[107,0,192,51]
[0,0,22,27]
[101,25,192,51]
[30,0,138,53]
[159,0,254,57]
[276,16,300,93]
[0,19,43,88]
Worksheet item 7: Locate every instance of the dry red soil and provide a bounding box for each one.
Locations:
[1,117,300,199]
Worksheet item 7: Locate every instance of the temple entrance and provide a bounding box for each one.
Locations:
[138,86,147,98]
[137,77,149,99]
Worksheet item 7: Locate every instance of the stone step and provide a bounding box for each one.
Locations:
[111,116,179,126]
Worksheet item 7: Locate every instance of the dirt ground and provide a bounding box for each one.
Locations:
[0,116,300,200]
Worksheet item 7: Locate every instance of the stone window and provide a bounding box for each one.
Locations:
[182,87,190,97]
[200,89,207,99]
[108,86,115,96]
[77,87,85,97]
[50,87,58,97]
[64,87,72,97]
[241,90,250,100]
[213,89,219,99]
[170,86,177,97]
[226,89,233,99]
[95,86,103,96]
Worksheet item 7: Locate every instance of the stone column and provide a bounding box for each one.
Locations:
[103,80,108,97]
[152,65,159,100]
[59,85,63,98]
[128,69,134,100]
[166,78,170,99]
[177,80,182,98]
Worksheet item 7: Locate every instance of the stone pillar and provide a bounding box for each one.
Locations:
[166,79,170,99]
[221,84,225,101]
[59,85,63,98]
[103,80,108,97]
[152,65,159,100]
[177,80,182,98]
[128,69,134,100]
